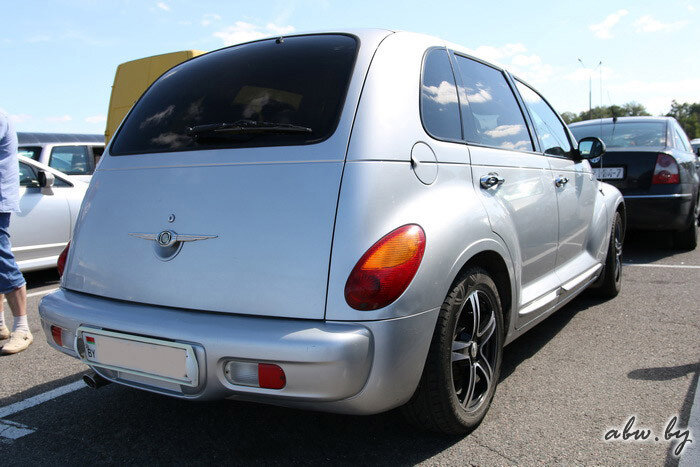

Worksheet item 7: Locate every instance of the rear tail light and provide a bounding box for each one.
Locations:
[344,224,426,311]
[223,361,286,389]
[50,325,65,347]
[57,241,70,276]
[652,153,680,184]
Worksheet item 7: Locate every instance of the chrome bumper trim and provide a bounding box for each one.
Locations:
[624,194,692,199]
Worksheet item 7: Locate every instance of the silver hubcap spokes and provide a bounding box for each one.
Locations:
[451,290,497,413]
[613,223,623,283]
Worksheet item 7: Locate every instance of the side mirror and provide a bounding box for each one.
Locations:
[37,170,55,195]
[577,136,606,160]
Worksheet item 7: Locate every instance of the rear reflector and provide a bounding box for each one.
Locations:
[223,361,286,389]
[652,153,680,184]
[51,325,64,347]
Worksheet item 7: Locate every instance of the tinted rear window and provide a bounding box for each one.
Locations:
[111,35,358,156]
[570,122,667,148]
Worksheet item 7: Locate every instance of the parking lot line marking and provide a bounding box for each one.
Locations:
[623,263,700,269]
[26,288,59,299]
[0,419,35,440]
[0,380,85,419]
[679,376,699,466]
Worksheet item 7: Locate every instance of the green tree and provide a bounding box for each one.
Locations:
[561,102,651,124]
[665,100,700,139]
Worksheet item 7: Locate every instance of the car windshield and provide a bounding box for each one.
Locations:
[570,122,666,148]
[110,34,358,156]
[18,146,41,160]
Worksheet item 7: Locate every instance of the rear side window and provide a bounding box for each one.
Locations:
[515,81,572,157]
[420,49,462,141]
[570,122,666,148]
[111,35,358,155]
[453,55,533,152]
[50,145,91,175]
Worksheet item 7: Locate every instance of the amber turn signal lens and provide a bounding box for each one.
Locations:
[344,225,426,311]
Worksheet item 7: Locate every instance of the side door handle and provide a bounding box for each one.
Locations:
[555,176,569,188]
[480,173,505,189]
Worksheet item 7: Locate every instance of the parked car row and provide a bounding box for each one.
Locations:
[570,117,699,249]
[39,30,625,435]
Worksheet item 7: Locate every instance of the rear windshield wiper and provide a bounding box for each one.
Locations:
[186,120,312,138]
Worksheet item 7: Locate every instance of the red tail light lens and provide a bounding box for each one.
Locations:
[57,242,70,277]
[652,153,680,184]
[50,325,64,347]
[344,224,426,311]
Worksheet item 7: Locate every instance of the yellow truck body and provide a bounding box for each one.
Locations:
[105,50,204,143]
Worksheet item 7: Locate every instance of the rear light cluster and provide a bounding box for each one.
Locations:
[57,241,70,276]
[50,325,67,348]
[344,224,426,311]
[652,153,680,184]
[224,361,286,389]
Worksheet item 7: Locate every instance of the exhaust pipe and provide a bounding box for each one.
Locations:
[83,371,111,389]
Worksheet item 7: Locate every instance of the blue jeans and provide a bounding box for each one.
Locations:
[0,213,25,294]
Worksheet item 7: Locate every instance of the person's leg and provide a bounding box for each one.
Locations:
[0,213,30,354]
[0,294,8,339]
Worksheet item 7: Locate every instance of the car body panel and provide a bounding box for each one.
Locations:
[13,156,87,272]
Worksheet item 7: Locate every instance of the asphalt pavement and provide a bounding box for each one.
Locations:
[0,231,698,465]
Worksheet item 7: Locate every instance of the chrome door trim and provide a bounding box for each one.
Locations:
[560,263,603,292]
[623,194,692,199]
[519,289,559,316]
[12,242,68,252]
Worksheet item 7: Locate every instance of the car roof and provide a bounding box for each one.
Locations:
[18,132,104,145]
[569,116,672,127]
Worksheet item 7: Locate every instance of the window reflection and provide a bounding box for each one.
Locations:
[515,81,572,156]
[453,55,532,151]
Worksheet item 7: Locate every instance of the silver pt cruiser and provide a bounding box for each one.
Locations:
[40,29,625,434]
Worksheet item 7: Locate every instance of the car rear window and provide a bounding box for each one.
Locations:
[110,34,358,156]
[570,122,667,148]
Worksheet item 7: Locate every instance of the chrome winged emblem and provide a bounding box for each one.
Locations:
[129,230,217,248]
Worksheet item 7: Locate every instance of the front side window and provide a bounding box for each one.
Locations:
[18,146,41,160]
[515,81,572,157]
[453,55,533,152]
[111,35,358,155]
[50,145,91,175]
[420,48,462,140]
[19,162,39,187]
[570,122,667,148]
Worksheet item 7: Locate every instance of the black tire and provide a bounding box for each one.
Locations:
[591,211,624,299]
[672,200,698,251]
[402,267,503,435]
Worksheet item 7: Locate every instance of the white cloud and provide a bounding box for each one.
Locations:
[85,115,106,124]
[46,115,72,123]
[201,13,221,27]
[589,9,628,39]
[422,81,459,105]
[9,114,32,124]
[634,15,688,33]
[156,2,170,11]
[213,21,295,46]
[468,43,527,65]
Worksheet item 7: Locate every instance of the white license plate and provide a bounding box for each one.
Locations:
[593,167,624,180]
[78,328,198,387]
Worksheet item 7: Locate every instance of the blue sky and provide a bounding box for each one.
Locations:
[1,0,697,134]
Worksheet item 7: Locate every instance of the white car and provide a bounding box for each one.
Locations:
[18,132,104,184]
[13,156,87,272]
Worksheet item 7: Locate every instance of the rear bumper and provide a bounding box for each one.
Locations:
[623,194,693,231]
[39,289,438,415]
